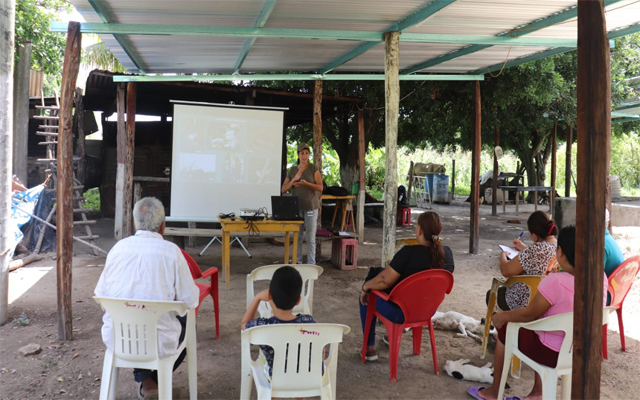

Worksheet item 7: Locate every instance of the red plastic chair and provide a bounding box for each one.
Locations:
[360,269,454,381]
[181,249,220,339]
[602,255,640,359]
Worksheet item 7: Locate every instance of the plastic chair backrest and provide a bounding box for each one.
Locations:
[608,255,640,308]
[242,323,350,397]
[181,249,203,280]
[387,269,454,324]
[93,297,188,363]
[246,264,323,315]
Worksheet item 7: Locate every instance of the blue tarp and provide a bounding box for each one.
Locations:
[9,185,44,258]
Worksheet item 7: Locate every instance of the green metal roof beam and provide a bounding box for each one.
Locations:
[612,111,640,118]
[402,0,625,74]
[615,104,640,111]
[473,22,640,76]
[85,0,146,74]
[608,23,640,39]
[320,0,458,74]
[112,74,485,83]
[613,117,640,124]
[471,47,574,75]
[49,22,577,47]
[233,0,278,74]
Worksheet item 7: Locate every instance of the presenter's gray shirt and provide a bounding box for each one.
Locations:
[287,163,321,211]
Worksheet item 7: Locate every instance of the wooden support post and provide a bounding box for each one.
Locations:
[406,161,414,202]
[451,160,456,199]
[114,83,127,240]
[13,42,30,184]
[124,82,136,237]
[572,1,610,398]
[313,80,322,227]
[0,0,16,325]
[550,121,557,216]
[492,127,500,216]
[381,31,400,267]
[74,88,85,185]
[57,21,81,341]
[469,82,481,254]
[357,108,365,243]
[565,125,573,197]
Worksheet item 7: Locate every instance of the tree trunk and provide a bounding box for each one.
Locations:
[13,42,30,184]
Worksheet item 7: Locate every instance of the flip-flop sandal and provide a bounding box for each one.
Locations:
[503,397,521,400]
[467,386,487,400]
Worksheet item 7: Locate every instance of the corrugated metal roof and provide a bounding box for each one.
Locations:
[65,0,640,76]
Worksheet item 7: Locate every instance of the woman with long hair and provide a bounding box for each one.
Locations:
[492,211,557,311]
[468,225,608,400]
[281,142,323,264]
[359,211,455,361]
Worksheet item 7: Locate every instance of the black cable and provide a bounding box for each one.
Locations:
[218,212,236,221]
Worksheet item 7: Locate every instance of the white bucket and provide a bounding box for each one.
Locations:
[610,175,621,199]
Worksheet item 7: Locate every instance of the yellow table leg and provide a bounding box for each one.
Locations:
[284,232,291,263]
[222,231,231,290]
[291,231,299,264]
[340,200,347,231]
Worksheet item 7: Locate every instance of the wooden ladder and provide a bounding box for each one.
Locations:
[35,92,100,255]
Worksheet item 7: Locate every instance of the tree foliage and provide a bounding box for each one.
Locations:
[14,0,71,75]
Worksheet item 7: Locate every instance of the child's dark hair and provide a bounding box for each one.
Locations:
[417,211,445,269]
[527,211,558,239]
[269,266,303,310]
[557,225,576,267]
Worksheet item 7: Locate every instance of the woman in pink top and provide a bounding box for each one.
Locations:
[469,225,608,400]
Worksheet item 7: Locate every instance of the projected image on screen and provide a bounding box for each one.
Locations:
[170,103,284,221]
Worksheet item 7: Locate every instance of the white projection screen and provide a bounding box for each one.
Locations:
[169,102,285,221]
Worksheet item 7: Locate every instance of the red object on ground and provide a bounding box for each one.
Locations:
[331,237,358,270]
[361,269,454,381]
[602,255,640,359]
[181,249,220,339]
[397,207,411,226]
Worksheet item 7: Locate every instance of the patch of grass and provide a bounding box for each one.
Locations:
[82,188,100,210]
[13,312,30,326]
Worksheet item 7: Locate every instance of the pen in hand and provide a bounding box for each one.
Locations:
[518,231,524,240]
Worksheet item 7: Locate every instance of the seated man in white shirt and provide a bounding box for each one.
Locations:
[94,197,199,399]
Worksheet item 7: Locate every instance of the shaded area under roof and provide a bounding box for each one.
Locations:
[83,70,365,127]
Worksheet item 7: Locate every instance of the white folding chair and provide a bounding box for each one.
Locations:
[240,323,350,400]
[498,307,613,400]
[246,264,323,317]
[93,297,197,400]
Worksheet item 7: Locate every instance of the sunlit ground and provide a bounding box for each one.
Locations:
[8,265,53,304]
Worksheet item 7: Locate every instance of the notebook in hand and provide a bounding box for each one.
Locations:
[498,244,520,260]
[271,196,304,220]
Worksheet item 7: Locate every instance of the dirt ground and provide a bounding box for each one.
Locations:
[2,199,639,400]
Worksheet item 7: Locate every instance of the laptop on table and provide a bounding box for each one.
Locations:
[271,196,304,221]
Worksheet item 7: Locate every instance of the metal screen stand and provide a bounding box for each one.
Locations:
[199,236,252,258]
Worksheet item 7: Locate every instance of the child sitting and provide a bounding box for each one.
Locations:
[242,266,315,377]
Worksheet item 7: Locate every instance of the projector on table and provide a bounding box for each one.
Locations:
[240,209,265,221]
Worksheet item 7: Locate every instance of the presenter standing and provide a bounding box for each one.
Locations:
[281,142,323,264]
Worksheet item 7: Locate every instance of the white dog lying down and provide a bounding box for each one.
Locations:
[431,311,496,342]
[444,359,494,384]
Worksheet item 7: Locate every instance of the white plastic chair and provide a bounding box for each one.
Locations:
[240,323,350,400]
[246,264,323,317]
[93,297,197,400]
[497,307,613,400]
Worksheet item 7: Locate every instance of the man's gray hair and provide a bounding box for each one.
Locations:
[133,197,165,232]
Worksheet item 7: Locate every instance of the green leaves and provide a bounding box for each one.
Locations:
[15,0,72,75]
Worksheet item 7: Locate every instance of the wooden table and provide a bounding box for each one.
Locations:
[218,218,304,289]
[499,186,553,214]
[322,195,356,231]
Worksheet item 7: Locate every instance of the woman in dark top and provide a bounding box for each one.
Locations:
[359,211,455,361]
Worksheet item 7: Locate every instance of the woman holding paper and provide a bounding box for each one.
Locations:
[491,211,557,310]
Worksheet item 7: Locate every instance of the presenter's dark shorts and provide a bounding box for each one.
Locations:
[498,324,559,368]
